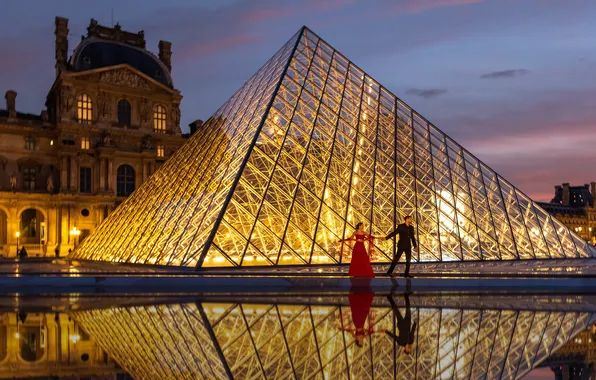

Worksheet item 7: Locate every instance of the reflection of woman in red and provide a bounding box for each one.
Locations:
[338,292,384,347]
[339,222,378,278]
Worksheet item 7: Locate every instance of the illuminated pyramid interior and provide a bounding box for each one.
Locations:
[72,298,595,379]
[72,26,596,268]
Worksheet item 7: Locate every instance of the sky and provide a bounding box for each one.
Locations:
[0,0,595,202]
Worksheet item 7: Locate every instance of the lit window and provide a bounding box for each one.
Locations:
[157,145,165,158]
[77,94,93,123]
[81,136,90,150]
[118,99,131,127]
[24,136,35,151]
[153,105,167,133]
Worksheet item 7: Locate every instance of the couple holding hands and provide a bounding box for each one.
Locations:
[338,215,418,278]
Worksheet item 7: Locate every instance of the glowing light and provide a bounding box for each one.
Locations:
[15,332,19,339]
[69,334,81,343]
[69,25,593,269]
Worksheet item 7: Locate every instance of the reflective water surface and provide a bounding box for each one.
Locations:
[2,292,596,379]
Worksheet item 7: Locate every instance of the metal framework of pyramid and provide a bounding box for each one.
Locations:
[72,27,596,268]
[73,297,595,379]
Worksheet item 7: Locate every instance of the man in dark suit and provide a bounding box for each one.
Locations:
[385,293,417,354]
[384,215,417,277]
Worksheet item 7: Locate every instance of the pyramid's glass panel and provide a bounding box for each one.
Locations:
[72,27,596,268]
[72,298,596,380]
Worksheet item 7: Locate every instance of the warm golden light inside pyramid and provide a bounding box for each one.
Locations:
[72,301,596,380]
[71,27,595,267]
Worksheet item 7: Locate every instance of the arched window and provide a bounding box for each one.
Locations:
[77,94,93,123]
[20,208,44,244]
[117,99,131,127]
[116,165,135,197]
[153,105,167,133]
[20,326,44,362]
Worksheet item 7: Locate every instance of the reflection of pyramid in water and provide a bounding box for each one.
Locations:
[72,298,596,379]
[73,26,596,268]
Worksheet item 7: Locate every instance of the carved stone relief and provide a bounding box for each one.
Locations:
[139,98,151,128]
[97,90,111,121]
[99,70,152,90]
[59,86,76,121]
[171,104,181,134]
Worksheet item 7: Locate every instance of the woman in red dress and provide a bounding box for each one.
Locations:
[339,222,378,278]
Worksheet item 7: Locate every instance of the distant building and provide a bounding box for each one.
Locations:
[537,182,596,245]
[0,17,189,257]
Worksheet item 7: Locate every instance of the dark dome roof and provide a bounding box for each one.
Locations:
[70,38,173,87]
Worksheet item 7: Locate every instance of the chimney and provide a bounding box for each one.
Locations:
[562,183,570,205]
[591,182,596,206]
[55,17,69,77]
[189,119,203,135]
[158,40,172,72]
[4,90,17,119]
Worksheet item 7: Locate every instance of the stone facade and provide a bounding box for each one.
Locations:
[0,312,123,378]
[538,182,596,245]
[0,17,188,257]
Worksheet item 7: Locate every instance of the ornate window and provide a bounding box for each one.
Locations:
[153,105,167,133]
[157,144,165,158]
[116,164,135,197]
[24,136,35,151]
[77,93,93,123]
[80,167,92,193]
[22,167,36,190]
[117,99,131,127]
[81,136,90,150]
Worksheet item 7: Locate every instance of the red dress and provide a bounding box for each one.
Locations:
[349,292,375,339]
[348,233,375,278]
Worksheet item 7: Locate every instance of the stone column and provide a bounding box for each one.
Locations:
[7,214,18,257]
[47,206,58,255]
[60,156,68,191]
[45,313,59,361]
[60,206,70,250]
[107,158,113,192]
[142,160,148,182]
[58,314,71,362]
[99,157,106,191]
[69,156,78,191]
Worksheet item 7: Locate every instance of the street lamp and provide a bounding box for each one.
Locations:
[70,226,81,248]
[15,231,20,252]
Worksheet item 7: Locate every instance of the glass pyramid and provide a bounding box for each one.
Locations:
[72,297,596,379]
[72,27,596,268]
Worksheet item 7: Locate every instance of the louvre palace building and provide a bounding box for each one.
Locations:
[0,17,188,257]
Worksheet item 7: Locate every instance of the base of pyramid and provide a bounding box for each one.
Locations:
[9,256,596,278]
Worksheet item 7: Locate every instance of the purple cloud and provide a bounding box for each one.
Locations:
[480,69,530,79]
[406,88,448,99]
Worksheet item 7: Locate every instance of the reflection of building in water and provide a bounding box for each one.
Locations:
[538,323,596,380]
[0,312,124,378]
[71,301,595,379]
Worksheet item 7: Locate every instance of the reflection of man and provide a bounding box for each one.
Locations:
[384,215,418,277]
[386,294,417,354]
